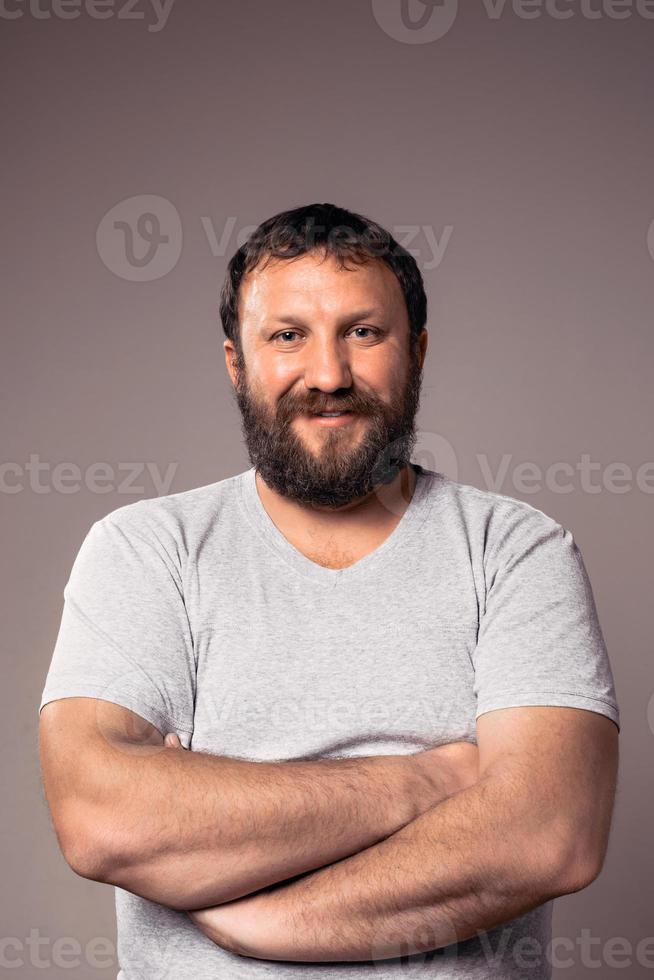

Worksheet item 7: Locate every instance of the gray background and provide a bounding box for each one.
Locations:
[2,1,653,975]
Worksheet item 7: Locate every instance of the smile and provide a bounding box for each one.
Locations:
[306,411,359,427]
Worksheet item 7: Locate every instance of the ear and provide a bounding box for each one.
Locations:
[224,339,239,388]
[417,328,428,371]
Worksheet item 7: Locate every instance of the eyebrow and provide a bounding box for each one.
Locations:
[266,309,386,330]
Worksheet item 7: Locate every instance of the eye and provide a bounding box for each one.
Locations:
[274,330,301,344]
[271,326,381,345]
[348,326,379,340]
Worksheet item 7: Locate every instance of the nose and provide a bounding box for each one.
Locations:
[302,334,353,393]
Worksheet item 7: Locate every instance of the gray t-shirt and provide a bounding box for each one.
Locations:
[39,463,620,980]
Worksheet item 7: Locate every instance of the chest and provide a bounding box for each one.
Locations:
[279,524,402,570]
[294,541,372,570]
[188,554,480,761]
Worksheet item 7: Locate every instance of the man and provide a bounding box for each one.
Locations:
[39,202,620,978]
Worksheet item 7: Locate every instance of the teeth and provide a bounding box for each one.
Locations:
[318,412,346,417]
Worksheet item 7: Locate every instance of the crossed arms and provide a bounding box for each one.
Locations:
[39,697,618,962]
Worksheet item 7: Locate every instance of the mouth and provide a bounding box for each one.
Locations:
[305,410,359,427]
[312,410,352,417]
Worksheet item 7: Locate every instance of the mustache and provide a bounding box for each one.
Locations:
[282,396,378,416]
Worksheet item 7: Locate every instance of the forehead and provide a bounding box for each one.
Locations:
[238,251,407,326]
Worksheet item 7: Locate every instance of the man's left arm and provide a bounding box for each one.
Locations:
[188,705,619,962]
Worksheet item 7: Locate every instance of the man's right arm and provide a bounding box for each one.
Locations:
[39,697,478,911]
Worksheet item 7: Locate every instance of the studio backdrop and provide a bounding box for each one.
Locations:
[2,2,653,977]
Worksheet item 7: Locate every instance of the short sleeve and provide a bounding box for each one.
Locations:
[472,509,620,732]
[39,511,196,744]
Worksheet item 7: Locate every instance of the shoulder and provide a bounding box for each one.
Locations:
[87,469,247,562]
[418,465,571,558]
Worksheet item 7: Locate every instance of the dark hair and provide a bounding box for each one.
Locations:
[219,202,427,356]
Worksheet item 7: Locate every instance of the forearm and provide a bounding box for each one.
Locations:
[84,738,459,911]
[192,768,581,962]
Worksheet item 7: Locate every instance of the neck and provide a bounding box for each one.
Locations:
[254,463,418,537]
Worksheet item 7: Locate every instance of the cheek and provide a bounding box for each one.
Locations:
[353,358,399,400]
[251,357,296,394]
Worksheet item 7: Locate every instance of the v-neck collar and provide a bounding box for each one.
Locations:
[238,462,435,585]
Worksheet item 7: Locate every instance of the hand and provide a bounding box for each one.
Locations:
[410,741,480,814]
[437,740,480,793]
[187,893,276,958]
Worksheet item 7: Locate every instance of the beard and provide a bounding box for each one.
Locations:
[231,339,424,509]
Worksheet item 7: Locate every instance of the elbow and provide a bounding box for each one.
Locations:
[60,815,239,911]
[560,845,605,895]
[65,841,111,883]
[556,815,613,896]
[537,835,603,900]
[57,806,122,884]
